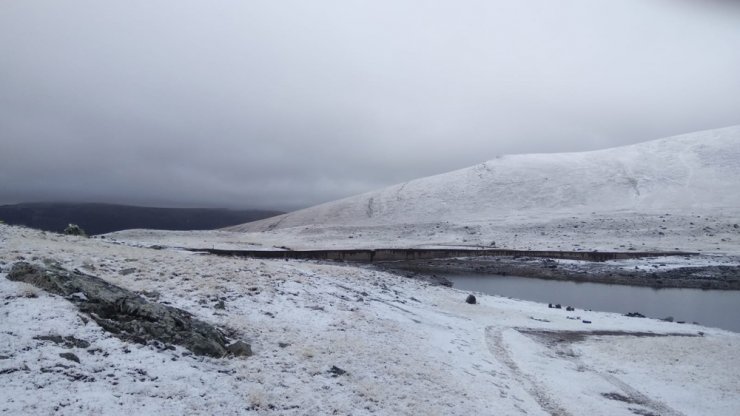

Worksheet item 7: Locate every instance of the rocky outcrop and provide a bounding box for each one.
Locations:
[7,262,251,358]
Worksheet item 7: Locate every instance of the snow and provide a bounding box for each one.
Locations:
[3,126,740,414]
[198,125,740,254]
[2,224,739,415]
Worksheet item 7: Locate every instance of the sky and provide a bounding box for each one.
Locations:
[1,0,739,211]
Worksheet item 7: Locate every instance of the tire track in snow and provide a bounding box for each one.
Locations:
[520,330,688,416]
[485,326,572,416]
[598,372,687,416]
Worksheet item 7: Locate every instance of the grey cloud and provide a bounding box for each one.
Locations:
[1,0,739,210]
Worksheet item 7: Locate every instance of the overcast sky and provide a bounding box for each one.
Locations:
[1,0,739,210]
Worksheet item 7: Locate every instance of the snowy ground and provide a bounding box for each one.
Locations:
[2,224,739,415]
[105,208,740,255]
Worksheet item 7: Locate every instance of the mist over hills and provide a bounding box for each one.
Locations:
[0,203,282,235]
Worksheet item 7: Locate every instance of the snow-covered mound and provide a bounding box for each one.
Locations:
[234,126,740,233]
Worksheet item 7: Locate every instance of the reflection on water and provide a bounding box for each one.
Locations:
[448,274,740,333]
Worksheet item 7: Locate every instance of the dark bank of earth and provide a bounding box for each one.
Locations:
[6,262,251,358]
[376,256,740,290]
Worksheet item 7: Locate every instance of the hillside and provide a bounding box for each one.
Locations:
[235,126,740,230]
[0,203,282,235]
[203,126,740,253]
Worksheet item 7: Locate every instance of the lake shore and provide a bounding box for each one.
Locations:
[377,255,740,290]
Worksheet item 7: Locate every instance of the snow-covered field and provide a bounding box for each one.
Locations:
[2,224,739,415]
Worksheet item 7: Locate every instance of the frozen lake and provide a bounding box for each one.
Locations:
[448,274,740,332]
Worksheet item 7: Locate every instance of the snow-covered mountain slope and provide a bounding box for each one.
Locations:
[235,126,740,231]
[215,126,740,252]
[3,224,740,415]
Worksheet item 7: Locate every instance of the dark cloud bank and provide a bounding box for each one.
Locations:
[1,0,739,210]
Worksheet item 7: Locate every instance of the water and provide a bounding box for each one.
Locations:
[448,274,740,333]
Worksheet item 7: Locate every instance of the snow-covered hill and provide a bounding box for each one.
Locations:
[236,126,740,229]
[216,126,740,252]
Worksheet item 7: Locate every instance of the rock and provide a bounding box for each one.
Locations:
[328,365,347,377]
[625,312,646,318]
[661,316,674,322]
[465,294,476,304]
[63,224,86,237]
[226,341,253,357]
[34,335,90,349]
[566,306,575,312]
[8,262,232,358]
[582,320,592,324]
[215,300,226,310]
[59,352,80,363]
[119,268,137,276]
[139,290,160,300]
[555,304,562,309]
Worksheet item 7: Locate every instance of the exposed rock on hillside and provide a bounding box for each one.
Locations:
[7,262,249,358]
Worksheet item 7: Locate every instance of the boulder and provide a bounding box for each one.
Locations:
[226,340,253,357]
[7,262,243,358]
[59,352,80,363]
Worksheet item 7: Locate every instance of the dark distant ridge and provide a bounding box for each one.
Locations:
[0,203,283,235]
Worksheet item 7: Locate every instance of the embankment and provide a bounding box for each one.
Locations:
[185,247,695,263]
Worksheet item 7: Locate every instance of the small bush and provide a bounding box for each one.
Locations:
[64,223,87,237]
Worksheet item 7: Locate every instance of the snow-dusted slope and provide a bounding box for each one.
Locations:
[179,126,735,253]
[234,126,740,233]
